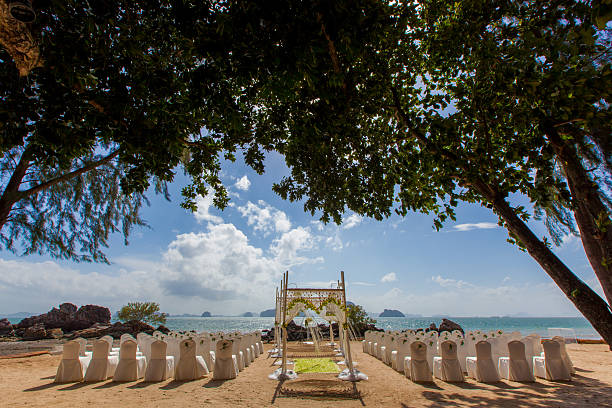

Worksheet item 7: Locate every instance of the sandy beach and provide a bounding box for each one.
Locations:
[1,341,610,407]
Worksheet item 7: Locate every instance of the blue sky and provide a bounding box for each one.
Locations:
[0,152,602,317]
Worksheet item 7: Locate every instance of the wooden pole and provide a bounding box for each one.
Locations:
[281,271,289,376]
[275,286,279,351]
[341,270,355,373]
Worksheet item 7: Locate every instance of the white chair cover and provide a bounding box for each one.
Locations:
[553,336,575,374]
[84,339,119,381]
[466,341,500,383]
[433,341,464,382]
[533,340,571,381]
[240,336,252,367]
[404,341,432,382]
[382,333,394,364]
[213,339,238,380]
[391,336,411,372]
[55,340,91,383]
[174,338,208,380]
[498,340,535,382]
[255,332,264,356]
[113,339,147,381]
[144,340,175,382]
[196,335,214,371]
[137,333,154,361]
[74,337,91,357]
[232,336,245,371]
[120,333,135,344]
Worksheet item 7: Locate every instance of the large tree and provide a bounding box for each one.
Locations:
[0,0,260,261]
[217,1,612,344]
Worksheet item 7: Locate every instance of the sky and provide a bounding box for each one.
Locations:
[0,152,603,317]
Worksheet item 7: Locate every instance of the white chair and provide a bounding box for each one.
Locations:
[466,341,500,383]
[196,335,214,371]
[74,337,92,358]
[533,340,571,381]
[391,336,411,372]
[174,338,208,380]
[240,336,252,367]
[552,336,575,375]
[433,340,464,382]
[144,340,175,382]
[84,339,119,381]
[255,332,264,356]
[213,339,238,380]
[232,336,245,371]
[404,341,432,382]
[498,340,535,382]
[362,330,370,353]
[55,340,91,383]
[113,339,147,381]
[381,333,394,364]
[521,335,540,371]
[137,332,154,362]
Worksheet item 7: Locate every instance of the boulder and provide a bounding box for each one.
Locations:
[103,320,155,338]
[48,328,63,339]
[23,324,47,340]
[438,318,464,335]
[0,318,14,336]
[155,325,170,334]
[59,302,77,314]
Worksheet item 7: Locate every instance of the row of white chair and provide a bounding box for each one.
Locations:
[55,330,264,383]
[363,330,573,383]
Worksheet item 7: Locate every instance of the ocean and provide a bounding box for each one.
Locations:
[5,316,600,339]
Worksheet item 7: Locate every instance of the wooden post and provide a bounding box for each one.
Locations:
[281,271,289,376]
[341,270,355,373]
[275,286,280,351]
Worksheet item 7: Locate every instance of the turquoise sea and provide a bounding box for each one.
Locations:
[5,316,599,339]
[157,316,599,339]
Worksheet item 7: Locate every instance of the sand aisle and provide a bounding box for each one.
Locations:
[1,342,610,407]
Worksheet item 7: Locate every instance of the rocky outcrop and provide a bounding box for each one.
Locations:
[17,303,111,332]
[0,318,14,336]
[201,311,211,317]
[23,324,46,340]
[379,309,405,317]
[69,320,155,339]
[438,318,464,334]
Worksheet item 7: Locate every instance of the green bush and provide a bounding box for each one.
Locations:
[117,301,167,325]
[346,304,376,337]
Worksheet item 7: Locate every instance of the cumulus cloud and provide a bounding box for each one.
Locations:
[234,175,251,191]
[160,224,283,300]
[270,227,322,266]
[238,200,291,235]
[342,214,363,230]
[453,222,498,232]
[194,194,223,224]
[381,272,397,283]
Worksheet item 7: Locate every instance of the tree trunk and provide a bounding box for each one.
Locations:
[0,148,31,229]
[476,182,612,348]
[0,1,42,76]
[543,123,612,307]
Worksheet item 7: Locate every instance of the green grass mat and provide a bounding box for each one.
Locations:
[293,358,340,373]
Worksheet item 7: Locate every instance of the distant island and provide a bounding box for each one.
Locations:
[241,312,254,317]
[379,309,405,317]
[169,313,199,317]
[260,309,275,317]
[201,312,211,317]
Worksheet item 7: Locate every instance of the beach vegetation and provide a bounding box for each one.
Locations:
[347,304,376,336]
[117,301,167,325]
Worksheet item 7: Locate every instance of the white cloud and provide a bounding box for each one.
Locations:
[234,175,251,191]
[432,275,474,289]
[325,232,344,252]
[502,276,511,283]
[342,214,363,230]
[453,222,498,232]
[238,200,291,235]
[381,272,397,283]
[270,227,321,266]
[194,194,223,224]
[352,281,376,287]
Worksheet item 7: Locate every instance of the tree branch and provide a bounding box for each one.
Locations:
[17,150,120,199]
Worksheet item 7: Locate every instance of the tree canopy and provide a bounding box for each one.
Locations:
[117,301,167,326]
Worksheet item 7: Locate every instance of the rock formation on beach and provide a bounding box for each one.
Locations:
[17,303,110,332]
[438,318,464,334]
[379,309,405,317]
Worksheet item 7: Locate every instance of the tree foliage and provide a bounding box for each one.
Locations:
[117,301,167,325]
[346,303,376,337]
